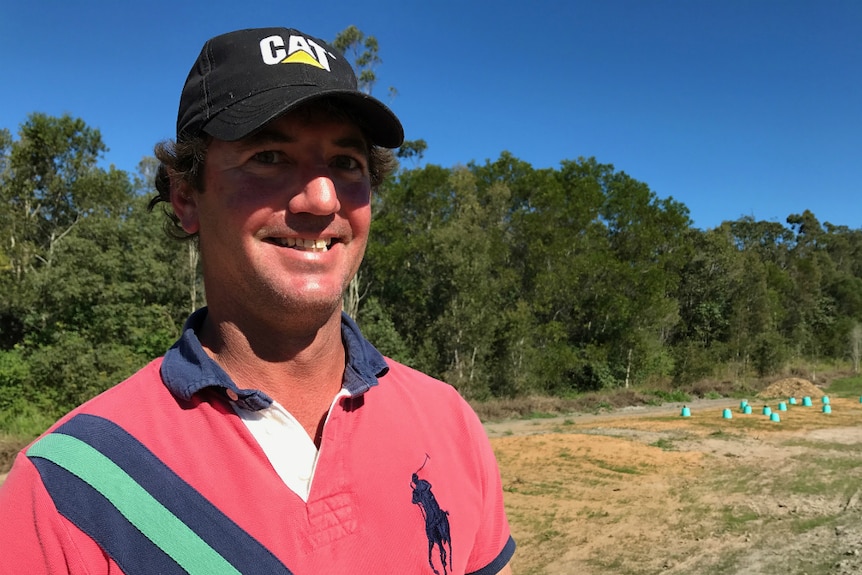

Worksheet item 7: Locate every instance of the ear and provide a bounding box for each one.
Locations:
[170,180,200,235]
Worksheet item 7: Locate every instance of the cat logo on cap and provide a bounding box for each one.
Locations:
[259,34,334,71]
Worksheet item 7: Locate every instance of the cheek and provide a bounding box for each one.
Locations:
[351,204,371,243]
[222,175,276,211]
[212,177,284,230]
[338,179,371,209]
[344,200,372,239]
[339,182,372,224]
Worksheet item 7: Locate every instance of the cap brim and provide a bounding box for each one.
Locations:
[202,87,404,148]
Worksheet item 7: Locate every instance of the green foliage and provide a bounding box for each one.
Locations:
[826,375,862,398]
[0,114,194,424]
[0,349,30,411]
[672,341,720,384]
[332,25,381,95]
[0,397,57,439]
[526,411,556,420]
[331,26,429,167]
[650,438,676,450]
[356,296,413,365]
[395,139,428,163]
[752,332,789,377]
[358,148,862,400]
[648,389,692,403]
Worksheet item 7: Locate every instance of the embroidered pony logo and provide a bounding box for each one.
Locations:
[411,454,452,575]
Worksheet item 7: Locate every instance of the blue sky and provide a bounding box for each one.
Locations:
[1,0,859,230]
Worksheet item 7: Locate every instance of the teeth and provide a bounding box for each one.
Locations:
[280,237,331,251]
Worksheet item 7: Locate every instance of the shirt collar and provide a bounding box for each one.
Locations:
[160,307,389,411]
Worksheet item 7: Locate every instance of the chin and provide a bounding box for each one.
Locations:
[277,290,344,317]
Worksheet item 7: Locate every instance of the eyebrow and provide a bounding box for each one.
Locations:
[333,136,369,156]
[236,129,295,149]
[237,129,369,157]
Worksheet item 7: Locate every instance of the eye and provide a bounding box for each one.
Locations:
[251,150,284,164]
[332,155,363,171]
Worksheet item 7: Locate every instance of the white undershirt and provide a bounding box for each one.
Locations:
[231,389,349,502]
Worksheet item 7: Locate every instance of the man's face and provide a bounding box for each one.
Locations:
[174,110,372,328]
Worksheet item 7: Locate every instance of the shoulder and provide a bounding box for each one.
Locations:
[380,359,472,407]
[370,358,487,439]
[43,358,169,432]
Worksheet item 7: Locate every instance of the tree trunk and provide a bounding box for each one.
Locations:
[625,348,632,389]
[343,274,361,319]
[188,242,199,313]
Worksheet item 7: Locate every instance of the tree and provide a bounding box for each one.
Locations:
[332,26,428,166]
[422,166,519,398]
[362,164,454,370]
[598,168,691,386]
[852,323,862,374]
[332,25,381,95]
[785,210,832,358]
[0,115,192,412]
[22,193,187,407]
[0,114,130,349]
[1,114,129,275]
[498,155,610,393]
[396,138,428,165]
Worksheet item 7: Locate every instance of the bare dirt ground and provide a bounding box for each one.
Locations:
[489,387,862,575]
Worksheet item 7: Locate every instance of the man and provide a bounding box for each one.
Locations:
[0,27,515,575]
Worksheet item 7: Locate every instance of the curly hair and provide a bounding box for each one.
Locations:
[148,98,398,240]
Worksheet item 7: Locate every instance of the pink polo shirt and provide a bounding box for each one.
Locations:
[0,310,514,574]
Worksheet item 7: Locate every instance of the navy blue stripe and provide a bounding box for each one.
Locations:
[46,414,293,574]
[32,457,189,575]
[467,535,516,575]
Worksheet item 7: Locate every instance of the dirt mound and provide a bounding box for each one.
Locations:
[757,377,823,399]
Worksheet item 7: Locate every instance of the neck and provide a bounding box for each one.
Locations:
[198,307,347,437]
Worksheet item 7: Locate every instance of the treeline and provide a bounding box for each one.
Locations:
[361,153,862,399]
[2,114,861,417]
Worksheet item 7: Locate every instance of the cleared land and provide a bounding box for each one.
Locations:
[491,383,862,575]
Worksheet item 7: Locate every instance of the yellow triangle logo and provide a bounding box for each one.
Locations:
[282,50,325,69]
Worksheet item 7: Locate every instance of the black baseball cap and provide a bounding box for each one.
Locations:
[176,27,404,148]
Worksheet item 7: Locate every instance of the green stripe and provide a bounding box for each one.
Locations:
[28,433,241,575]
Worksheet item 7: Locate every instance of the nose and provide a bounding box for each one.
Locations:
[288,174,340,215]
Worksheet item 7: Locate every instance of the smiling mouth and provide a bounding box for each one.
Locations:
[265,237,333,252]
